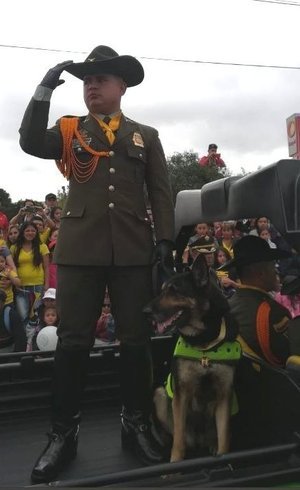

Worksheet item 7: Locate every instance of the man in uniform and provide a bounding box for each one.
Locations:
[219,236,292,366]
[19,45,175,483]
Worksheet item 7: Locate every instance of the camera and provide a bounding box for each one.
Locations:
[25,205,35,213]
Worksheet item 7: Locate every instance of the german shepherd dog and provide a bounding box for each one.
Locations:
[146,254,240,462]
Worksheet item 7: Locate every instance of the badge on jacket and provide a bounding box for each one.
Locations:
[132,132,144,148]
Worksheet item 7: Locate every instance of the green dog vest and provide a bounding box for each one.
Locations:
[166,336,241,415]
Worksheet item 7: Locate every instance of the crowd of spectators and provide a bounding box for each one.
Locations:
[0,193,115,353]
[181,218,300,294]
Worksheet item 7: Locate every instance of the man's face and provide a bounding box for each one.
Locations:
[46,197,57,208]
[257,217,269,230]
[83,74,126,114]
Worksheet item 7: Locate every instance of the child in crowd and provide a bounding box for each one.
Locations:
[259,228,277,249]
[32,304,59,351]
[214,247,239,298]
[94,292,116,345]
[182,222,217,265]
[32,214,51,244]
[37,288,56,322]
[249,216,269,236]
[0,252,21,305]
[27,288,56,351]
[0,228,17,271]
[43,306,58,327]
[50,206,62,229]
[7,225,19,248]
[218,221,236,258]
[213,221,223,240]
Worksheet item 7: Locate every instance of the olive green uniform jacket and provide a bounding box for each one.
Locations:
[19,97,175,267]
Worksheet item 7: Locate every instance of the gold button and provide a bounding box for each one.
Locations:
[66,211,71,216]
[108,203,115,209]
[109,151,115,157]
[139,153,143,158]
[109,185,115,192]
[109,167,116,174]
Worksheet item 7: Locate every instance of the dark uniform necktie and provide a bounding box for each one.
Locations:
[103,116,111,125]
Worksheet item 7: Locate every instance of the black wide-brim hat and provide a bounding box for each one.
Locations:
[218,235,291,270]
[65,45,144,87]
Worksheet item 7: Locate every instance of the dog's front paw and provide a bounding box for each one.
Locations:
[170,451,184,463]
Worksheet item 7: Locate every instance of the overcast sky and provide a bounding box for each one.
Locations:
[1,0,300,202]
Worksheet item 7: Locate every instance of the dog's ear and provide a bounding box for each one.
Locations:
[191,254,209,289]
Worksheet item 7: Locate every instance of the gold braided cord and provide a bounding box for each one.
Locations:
[56,117,110,183]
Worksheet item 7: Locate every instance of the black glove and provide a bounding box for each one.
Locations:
[154,240,175,283]
[40,60,73,89]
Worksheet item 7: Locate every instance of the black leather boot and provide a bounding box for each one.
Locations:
[119,343,165,465]
[31,343,90,483]
[31,422,79,484]
[121,407,164,465]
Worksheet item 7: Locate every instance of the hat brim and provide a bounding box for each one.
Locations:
[65,55,144,87]
[190,246,216,254]
[218,248,291,271]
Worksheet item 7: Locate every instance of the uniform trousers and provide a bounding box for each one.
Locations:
[56,264,153,349]
[52,264,154,426]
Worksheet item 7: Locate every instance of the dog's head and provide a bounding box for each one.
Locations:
[145,254,229,339]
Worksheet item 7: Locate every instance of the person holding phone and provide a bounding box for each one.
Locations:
[199,143,225,168]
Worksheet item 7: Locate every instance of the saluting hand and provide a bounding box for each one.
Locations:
[40,60,74,90]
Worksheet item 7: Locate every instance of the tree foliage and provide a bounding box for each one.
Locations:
[166,151,230,203]
[0,189,12,207]
[0,189,19,220]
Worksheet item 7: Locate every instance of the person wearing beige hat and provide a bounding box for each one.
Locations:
[19,45,174,482]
